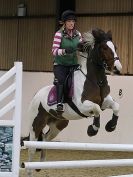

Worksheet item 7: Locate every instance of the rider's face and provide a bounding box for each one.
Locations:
[65,20,75,30]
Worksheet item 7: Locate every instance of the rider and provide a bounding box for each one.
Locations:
[52,10,82,112]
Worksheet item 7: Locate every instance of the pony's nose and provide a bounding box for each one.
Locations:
[113,66,121,75]
[114,57,120,60]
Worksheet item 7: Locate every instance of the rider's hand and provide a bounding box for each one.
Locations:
[77,42,91,53]
[65,47,74,54]
[77,42,84,52]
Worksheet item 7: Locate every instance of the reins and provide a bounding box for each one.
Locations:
[77,56,96,86]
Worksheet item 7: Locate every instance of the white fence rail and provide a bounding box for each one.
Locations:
[0,62,22,177]
[23,141,133,177]
[23,141,133,152]
[23,159,133,170]
[110,175,133,177]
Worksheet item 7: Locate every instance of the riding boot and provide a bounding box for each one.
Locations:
[56,84,64,112]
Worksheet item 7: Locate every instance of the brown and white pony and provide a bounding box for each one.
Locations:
[25,28,122,176]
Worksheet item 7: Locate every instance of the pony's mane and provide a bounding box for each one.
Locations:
[83,31,95,48]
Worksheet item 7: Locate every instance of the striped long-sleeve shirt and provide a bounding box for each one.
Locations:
[52,30,82,56]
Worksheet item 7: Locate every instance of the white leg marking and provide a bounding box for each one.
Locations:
[102,95,119,116]
[45,123,61,141]
[92,124,99,131]
[81,100,101,117]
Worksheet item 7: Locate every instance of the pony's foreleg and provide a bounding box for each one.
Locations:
[102,95,119,132]
[87,116,100,136]
[105,113,119,132]
[82,101,101,136]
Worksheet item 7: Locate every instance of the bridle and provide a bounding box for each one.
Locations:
[79,39,116,75]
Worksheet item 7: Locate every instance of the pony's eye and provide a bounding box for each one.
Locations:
[103,46,108,50]
[101,44,108,50]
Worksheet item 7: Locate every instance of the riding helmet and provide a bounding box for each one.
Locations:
[61,10,76,22]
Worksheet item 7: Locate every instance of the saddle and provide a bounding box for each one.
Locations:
[47,73,74,106]
[47,66,89,118]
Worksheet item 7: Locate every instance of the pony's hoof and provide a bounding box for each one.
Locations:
[105,120,116,132]
[87,125,98,136]
[36,169,41,172]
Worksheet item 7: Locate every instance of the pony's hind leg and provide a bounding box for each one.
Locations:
[25,131,37,177]
[39,117,69,165]
[44,118,69,141]
[27,102,48,174]
[102,95,119,132]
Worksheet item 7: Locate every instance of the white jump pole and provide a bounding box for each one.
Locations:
[22,159,133,170]
[23,141,133,175]
[23,141,133,152]
[110,174,133,177]
[23,141,133,174]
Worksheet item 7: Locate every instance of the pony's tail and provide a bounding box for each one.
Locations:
[20,135,29,147]
[28,93,42,123]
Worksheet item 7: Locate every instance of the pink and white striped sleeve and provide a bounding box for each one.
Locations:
[52,31,64,56]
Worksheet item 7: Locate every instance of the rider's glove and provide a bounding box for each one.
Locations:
[77,42,91,53]
[77,42,84,52]
[65,47,74,54]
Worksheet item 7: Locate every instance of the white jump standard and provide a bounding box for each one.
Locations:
[0,62,22,177]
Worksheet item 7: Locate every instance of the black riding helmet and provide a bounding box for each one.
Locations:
[61,10,76,22]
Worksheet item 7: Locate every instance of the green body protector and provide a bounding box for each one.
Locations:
[54,29,80,66]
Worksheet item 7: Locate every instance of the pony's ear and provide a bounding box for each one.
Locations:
[92,28,101,39]
[92,28,105,42]
[107,30,112,41]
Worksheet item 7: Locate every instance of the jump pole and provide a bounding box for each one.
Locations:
[23,141,133,152]
[110,174,133,177]
[22,159,133,170]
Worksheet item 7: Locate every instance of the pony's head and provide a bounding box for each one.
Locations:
[80,28,120,72]
[92,28,115,71]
